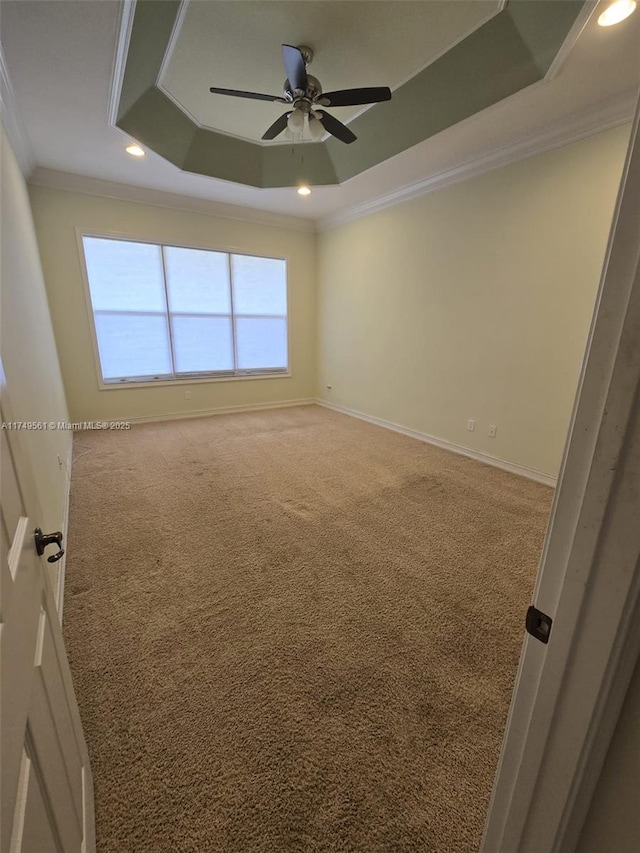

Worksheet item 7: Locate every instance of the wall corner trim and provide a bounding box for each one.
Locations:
[544,1,598,81]
[315,399,557,487]
[107,0,136,128]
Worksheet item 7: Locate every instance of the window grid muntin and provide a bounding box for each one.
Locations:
[82,235,288,384]
[228,252,240,376]
[159,244,179,379]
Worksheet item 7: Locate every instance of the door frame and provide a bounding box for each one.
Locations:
[481,93,640,852]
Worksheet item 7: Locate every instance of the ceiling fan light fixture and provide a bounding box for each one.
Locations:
[287,109,305,133]
[308,113,325,141]
[297,186,311,196]
[125,143,145,157]
[598,0,636,26]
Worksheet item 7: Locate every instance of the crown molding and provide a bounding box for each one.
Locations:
[27,168,316,233]
[318,91,637,232]
[27,88,637,237]
[0,42,35,176]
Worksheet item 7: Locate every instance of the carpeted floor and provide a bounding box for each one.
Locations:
[63,405,552,853]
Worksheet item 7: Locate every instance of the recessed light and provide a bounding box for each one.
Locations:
[598,0,636,26]
[125,143,145,157]
[297,186,311,196]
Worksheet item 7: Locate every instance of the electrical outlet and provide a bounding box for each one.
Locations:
[467,419,475,432]
[489,424,497,438]
[185,390,192,400]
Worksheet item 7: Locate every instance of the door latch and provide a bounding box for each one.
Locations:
[34,528,65,563]
[526,605,552,644]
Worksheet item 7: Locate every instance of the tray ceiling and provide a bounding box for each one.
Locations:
[158,1,502,142]
[4,0,636,223]
[116,0,586,188]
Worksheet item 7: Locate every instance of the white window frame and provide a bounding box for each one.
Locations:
[76,228,291,390]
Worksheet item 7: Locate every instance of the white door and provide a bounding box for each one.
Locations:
[0,361,95,853]
[482,96,640,851]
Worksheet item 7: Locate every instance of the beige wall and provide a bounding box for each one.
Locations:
[316,125,631,478]
[29,186,316,422]
[1,128,71,534]
[24,125,631,474]
[577,655,640,853]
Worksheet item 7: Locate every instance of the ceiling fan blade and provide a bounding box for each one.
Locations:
[282,44,308,92]
[316,111,356,144]
[319,87,392,107]
[261,112,291,141]
[209,86,287,103]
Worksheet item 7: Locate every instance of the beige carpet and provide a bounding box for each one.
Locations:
[63,405,552,853]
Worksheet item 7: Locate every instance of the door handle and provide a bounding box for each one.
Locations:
[34,528,65,563]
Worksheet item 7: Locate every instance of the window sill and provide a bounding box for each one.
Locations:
[98,371,291,391]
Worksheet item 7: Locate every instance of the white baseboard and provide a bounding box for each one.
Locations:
[316,399,557,487]
[122,397,315,425]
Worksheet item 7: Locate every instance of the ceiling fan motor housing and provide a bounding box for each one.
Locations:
[297,45,314,66]
[284,73,322,105]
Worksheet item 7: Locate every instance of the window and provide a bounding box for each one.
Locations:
[81,236,288,384]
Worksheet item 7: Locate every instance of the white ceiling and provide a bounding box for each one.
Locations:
[160,1,500,142]
[1,0,639,225]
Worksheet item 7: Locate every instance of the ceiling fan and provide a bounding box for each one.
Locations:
[209,44,392,144]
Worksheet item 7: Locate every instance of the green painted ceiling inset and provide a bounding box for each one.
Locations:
[116,0,585,189]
